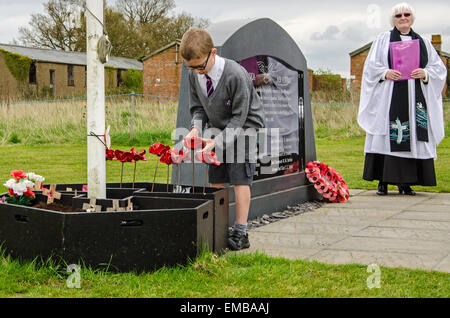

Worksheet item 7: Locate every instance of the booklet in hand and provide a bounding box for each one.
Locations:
[389,39,420,81]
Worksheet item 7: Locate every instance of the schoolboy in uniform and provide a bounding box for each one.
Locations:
[180,28,265,250]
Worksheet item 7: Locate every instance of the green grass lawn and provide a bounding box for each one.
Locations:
[1,251,449,298]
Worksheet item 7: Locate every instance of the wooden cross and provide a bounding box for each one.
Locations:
[82,198,102,212]
[106,200,126,212]
[42,184,62,204]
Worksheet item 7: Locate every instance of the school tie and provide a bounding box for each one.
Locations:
[205,74,214,97]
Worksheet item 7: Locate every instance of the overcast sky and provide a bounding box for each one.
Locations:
[1,0,449,77]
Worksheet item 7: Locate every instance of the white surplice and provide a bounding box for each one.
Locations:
[357,31,447,160]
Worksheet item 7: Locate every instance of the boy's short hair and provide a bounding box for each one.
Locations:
[180,28,214,61]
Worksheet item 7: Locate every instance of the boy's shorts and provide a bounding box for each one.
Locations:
[208,162,256,186]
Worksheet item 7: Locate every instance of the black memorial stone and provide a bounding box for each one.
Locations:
[173,18,320,223]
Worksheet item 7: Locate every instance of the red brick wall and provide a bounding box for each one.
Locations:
[350,49,369,99]
[143,44,182,99]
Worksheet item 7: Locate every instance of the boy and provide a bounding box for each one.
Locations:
[180,28,265,251]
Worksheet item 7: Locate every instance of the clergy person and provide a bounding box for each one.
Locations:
[358,2,447,195]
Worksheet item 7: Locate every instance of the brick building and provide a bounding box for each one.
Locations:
[349,34,449,100]
[0,43,142,101]
[142,40,182,99]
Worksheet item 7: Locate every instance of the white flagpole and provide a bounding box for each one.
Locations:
[86,0,106,199]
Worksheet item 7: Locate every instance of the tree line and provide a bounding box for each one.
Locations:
[16,0,209,61]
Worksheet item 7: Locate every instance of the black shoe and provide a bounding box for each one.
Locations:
[398,185,416,196]
[228,231,250,251]
[376,182,388,195]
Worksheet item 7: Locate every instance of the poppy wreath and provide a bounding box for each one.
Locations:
[306,161,350,203]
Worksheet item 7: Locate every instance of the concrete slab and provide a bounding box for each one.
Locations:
[349,189,368,196]
[242,190,450,273]
[375,219,450,231]
[433,255,450,273]
[286,214,385,226]
[309,250,448,272]
[320,196,425,210]
[247,232,345,249]
[354,226,450,242]
[406,204,450,213]
[392,211,450,222]
[312,208,399,218]
[425,195,450,205]
[251,222,365,236]
[329,236,450,254]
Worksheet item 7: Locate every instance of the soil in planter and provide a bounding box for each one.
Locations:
[32,201,86,213]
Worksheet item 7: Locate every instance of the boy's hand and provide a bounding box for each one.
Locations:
[183,128,200,150]
[197,138,216,154]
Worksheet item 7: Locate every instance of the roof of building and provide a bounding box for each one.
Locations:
[349,42,373,57]
[350,41,450,60]
[142,40,181,61]
[0,43,142,70]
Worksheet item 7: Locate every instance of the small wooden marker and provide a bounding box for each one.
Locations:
[82,198,102,212]
[32,182,42,191]
[106,200,126,212]
[126,198,133,211]
[42,184,62,204]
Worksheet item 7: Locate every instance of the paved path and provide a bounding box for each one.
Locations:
[239,189,450,273]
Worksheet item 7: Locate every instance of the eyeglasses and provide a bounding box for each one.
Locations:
[187,51,212,70]
[395,12,411,18]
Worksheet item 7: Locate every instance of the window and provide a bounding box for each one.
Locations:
[68,65,74,86]
[29,62,36,84]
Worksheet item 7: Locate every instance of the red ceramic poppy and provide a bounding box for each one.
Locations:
[10,170,27,181]
[183,136,205,150]
[106,148,116,160]
[160,150,173,165]
[130,147,147,162]
[170,149,189,165]
[149,143,170,156]
[114,149,132,162]
[195,151,221,166]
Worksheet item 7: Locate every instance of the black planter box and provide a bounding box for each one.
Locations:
[107,182,230,254]
[0,188,214,272]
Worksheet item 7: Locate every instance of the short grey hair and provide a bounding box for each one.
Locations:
[390,2,415,26]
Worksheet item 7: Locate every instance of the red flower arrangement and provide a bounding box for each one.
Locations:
[106,147,146,188]
[306,161,349,203]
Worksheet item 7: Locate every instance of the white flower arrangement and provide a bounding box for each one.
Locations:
[3,170,39,205]
[27,172,45,184]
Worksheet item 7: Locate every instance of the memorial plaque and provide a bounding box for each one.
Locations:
[239,55,304,179]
